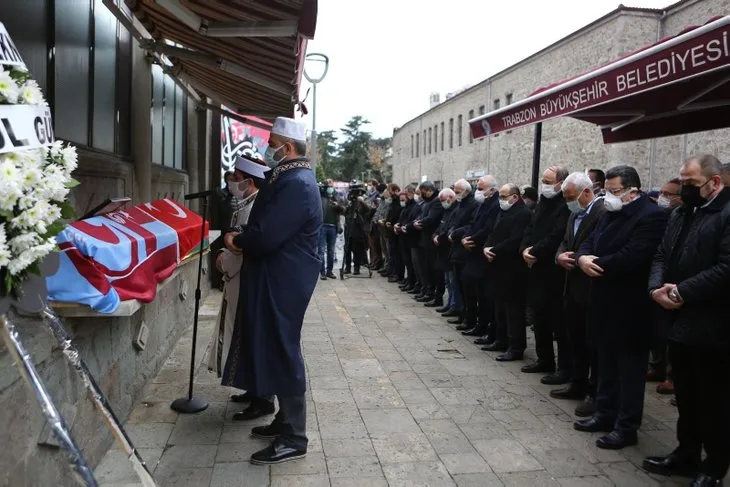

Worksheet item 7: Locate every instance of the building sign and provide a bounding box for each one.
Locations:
[469,17,730,138]
[220,112,270,186]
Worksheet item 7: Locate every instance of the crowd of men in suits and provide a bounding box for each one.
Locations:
[356,156,730,487]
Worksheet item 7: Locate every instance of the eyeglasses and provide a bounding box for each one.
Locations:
[659,191,679,198]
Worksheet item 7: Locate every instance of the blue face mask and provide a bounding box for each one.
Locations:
[327,187,334,195]
[264,145,286,169]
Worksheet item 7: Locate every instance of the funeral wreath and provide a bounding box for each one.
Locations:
[0,57,78,298]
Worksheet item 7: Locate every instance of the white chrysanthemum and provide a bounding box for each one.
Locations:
[18,80,45,105]
[0,181,21,212]
[60,145,78,167]
[10,205,42,231]
[0,159,20,184]
[0,69,19,104]
[49,140,64,160]
[16,194,37,211]
[7,232,40,254]
[19,165,41,187]
[8,241,56,275]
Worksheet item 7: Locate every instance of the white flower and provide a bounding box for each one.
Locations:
[19,165,41,187]
[0,181,21,212]
[10,205,41,231]
[17,80,45,105]
[7,232,40,254]
[0,244,9,269]
[0,160,19,184]
[49,140,64,160]
[0,69,19,104]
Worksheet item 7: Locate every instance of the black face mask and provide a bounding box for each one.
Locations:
[680,181,709,208]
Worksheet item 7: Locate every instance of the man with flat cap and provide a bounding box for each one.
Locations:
[223,117,322,465]
[208,155,277,420]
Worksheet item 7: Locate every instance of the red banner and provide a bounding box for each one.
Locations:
[469,16,730,138]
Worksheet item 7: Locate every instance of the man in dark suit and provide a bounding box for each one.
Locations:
[395,185,419,293]
[484,184,532,360]
[574,165,668,450]
[406,181,444,304]
[520,166,571,379]
[443,180,479,322]
[551,172,606,419]
[643,155,730,486]
[432,188,458,309]
[451,176,500,340]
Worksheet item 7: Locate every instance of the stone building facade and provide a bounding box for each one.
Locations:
[391,0,730,190]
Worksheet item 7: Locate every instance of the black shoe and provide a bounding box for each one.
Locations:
[462,328,485,337]
[388,276,399,283]
[408,288,421,295]
[416,295,433,303]
[447,317,464,325]
[642,452,700,477]
[250,424,281,440]
[496,350,524,362]
[550,384,587,400]
[436,305,451,313]
[353,270,361,275]
[521,361,556,374]
[343,268,351,275]
[230,392,254,403]
[541,370,572,385]
[575,396,597,417]
[573,416,614,433]
[232,402,276,421]
[473,337,491,345]
[596,430,638,450]
[250,442,307,465]
[691,473,723,486]
[481,342,507,352]
[442,310,460,317]
[455,324,472,331]
[320,274,327,280]
[424,299,443,308]
[326,272,337,279]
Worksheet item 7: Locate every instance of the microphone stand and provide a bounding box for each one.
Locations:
[171,194,210,414]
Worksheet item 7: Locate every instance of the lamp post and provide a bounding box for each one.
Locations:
[303,53,329,176]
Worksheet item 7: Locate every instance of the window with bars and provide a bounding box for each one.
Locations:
[440,122,444,151]
[468,110,474,143]
[449,118,454,148]
[457,115,463,146]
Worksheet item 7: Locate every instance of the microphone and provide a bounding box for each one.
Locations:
[184,189,218,200]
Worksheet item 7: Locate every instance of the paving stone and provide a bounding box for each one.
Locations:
[499,471,560,486]
[557,476,614,486]
[168,415,223,445]
[155,445,217,476]
[322,438,376,458]
[209,462,269,487]
[214,439,269,462]
[271,452,327,476]
[351,385,405,409]
[371,432,439,464]
[123,423,174,449]
[329,476,388,487]
[318,420,369,440]
[361,408,421,435]
[382,461,456,487]
[326,455,383,478]
[472,439,545,473]
[154,467,213,487]
[439,452,493,475]
[596,461,661,486]
[453,472,504,486]
[126,401,179,424]
[270,474,330,487]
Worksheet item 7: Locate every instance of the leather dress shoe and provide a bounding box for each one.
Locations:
[496,350,524,361]
[596,430,638,450]
[250,424,281,440]
[481,342,507,352]
[424,300,443,308]
[691,473,723,486]
[540,370,572,385]
[447,317,464,325]
[436,305,451,313]
[550,384,586,400]
[462,328,485,337]
[232,402,276,421]
[521,361,556,374]
[407,288,421,294]
[230,392,253,403]
[250,442,307,465]
[442,309,460,317]
[642,452,699,477]
[455,324,472,331]
[326,272,337,279]
[416,295,434,303]
[575,396,597,417]
[473,337,491,345]
[388,276,399,283]
[573,416,614,433]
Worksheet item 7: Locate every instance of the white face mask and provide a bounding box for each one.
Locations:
[474,190,486,204]
[541,183,558,199]
[455,193,463,202]
[657,195,671,208]
[566,199,585,214]
[604,190,633,212]
[228,179,249,199]
[400,201,406,208]
[414,194,422,203]
[499,199,514,211]
[264,145,286,169]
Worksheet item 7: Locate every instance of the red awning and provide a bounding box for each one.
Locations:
[469,15,730,143]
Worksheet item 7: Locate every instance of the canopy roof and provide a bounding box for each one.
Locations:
[469,15,730,143]
[110,0,317,121]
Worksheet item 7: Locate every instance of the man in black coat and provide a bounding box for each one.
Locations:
[443,180,478,320]
[484,184,532,360]
[574,165,668,450]
[406,181,444,304]
[395,185,419,293]
[551,172,606,419]
[432,188,458,309]
[451,175,500,340]
[520,166,571,379]
[384,184,403,282]
[643,155,730,486]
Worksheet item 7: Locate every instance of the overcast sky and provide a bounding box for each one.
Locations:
[298,0,671,139]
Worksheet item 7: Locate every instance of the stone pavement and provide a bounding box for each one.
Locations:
[96,274,685,487]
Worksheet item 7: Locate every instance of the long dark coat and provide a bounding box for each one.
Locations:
[577,193,668,348]
[448,194,479,266]
[223,161,322,397]
[485,199,532,301]
[434,205,457,271]
[453,193,500,281]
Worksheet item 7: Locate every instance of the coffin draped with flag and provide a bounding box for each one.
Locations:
[46,199,209,313]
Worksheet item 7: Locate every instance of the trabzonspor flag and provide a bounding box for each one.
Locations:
[47,199,209,313]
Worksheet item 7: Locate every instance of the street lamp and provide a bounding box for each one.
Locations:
[303,53,329,176]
